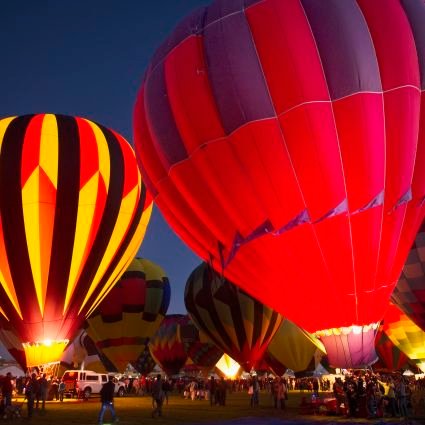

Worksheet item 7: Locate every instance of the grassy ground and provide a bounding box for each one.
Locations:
[9,391,421,425]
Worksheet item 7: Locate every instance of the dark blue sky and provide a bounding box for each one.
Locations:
[0,0,211,317]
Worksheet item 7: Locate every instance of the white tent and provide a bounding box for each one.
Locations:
[0,364,25,378]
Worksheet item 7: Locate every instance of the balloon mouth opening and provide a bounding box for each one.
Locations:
[22,339,69,367]
[314,322,380,337]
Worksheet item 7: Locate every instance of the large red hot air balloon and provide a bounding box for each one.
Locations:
[0,114,152,367]
[134,0,425,368]
[185,263,283,371]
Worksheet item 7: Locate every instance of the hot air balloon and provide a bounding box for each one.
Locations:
[391,221,425,331]
[131,344,157,376]
[60,329,117,373]
[264,319,325,375]
[180,318,223,375]
[374,327,412,372]
[184,263,283,371]
[134,0,425,368]
[382,303,425,372]
[0,114,152,367]
[85,257,170,372]
[148,314,189,376]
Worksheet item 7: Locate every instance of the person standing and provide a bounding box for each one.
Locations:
[151,374,164,418]
[58,379,65,402]
[98,376,119,425]
[2,372,14,408]
[38,374,49,412]
[25,374,38,419]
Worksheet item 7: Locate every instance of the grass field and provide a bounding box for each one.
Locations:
[9,391,419,425]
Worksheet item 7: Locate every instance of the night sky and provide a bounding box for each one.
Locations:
[0,0,212,353]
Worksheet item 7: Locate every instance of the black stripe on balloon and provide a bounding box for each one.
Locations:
[185,264,237,354]
[66,123,125,317]
[262,310,281,348]
[44,115,81,339]
[251,298,264,348]
[121,270,147,280]
[0,115,40,330]
[214,278,246,352]
[81,144,146,314]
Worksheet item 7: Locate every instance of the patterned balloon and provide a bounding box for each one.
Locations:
[131,344,157,375]
[382,303,425,372]
[148,314,189,376]
[180,318,223,372]
[185,263,284,371]
[391,221,425,331]
[0,114,152,366]
[374,327,412,372]
[86,257,170,372]
[134,0,425,369]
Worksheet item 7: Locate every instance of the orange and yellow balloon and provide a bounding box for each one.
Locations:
[0,114,152,367]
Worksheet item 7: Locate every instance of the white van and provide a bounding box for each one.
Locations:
[61,370,126,399]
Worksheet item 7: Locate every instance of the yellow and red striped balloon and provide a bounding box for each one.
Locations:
[0,114,152,366]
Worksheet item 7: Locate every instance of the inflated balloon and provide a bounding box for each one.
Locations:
[134,0,425,368]
[180,318,223,373]
[85,257,170,372]
[382,303,425,372]
[131,344,157,375]
[264,319,325,375]
[185,263,283,371]
[148,314,189,376]
[391,221,425,331]
[215,354,242,379]
[61,329,117,373]
[0,114,152,366]
[374,327,412,372]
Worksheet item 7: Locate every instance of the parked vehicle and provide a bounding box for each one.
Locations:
[61,370,126,399]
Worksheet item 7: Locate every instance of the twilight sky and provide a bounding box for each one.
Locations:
[0,0,212,320]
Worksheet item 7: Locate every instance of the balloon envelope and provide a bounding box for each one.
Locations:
[265,319,325,375]
[374,327,412,372]
[134,0,425,368]
[148,314,189,376]
[391,221,425,331]
[185,262,283,371]
[382,303,425,372]
[85,257,170,372]
[180,318,223,372]
[0,113,152,366]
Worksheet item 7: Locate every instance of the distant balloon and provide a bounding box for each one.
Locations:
[0,114,152,366]
[382,303,425,372]
[185,263,283,371]
[391,221,425,331]
[180,318,223,373]
[86,257,170,372]
[374,327,412,372]
[265,319,325,375]
[134,0,425,368]
[148,314,189,376]
[61,329,117,373]
[131,344,157,376]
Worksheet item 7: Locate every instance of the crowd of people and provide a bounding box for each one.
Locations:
[0,368,424,422]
